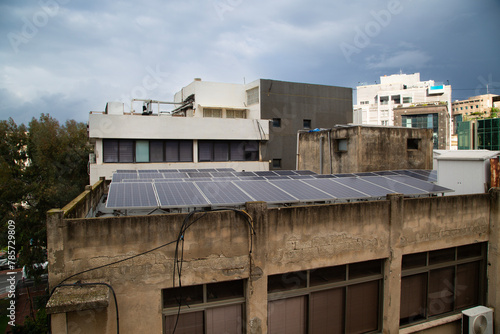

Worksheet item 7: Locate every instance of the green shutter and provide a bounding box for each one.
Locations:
[135,140,149,162]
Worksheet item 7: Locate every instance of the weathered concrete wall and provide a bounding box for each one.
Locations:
[298,126,433,174]
[47,189,499,334]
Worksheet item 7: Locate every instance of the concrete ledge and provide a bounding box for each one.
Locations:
[46,281,110,314]
[399,314,462,334]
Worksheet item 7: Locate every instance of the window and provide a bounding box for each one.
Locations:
[403,97,412,104]
[407,138,420,150]
[103,139,193,163]
[400,243,485,326]
[203,108,222,118]
[226,109,247,119]
[272,159,281,169]
[272,118,281,128]
[198,140,259,162]
[268,260,383,334]
[103,139,133,163]
[303,119,311,129]
[335,138,348,152]
[391,95,401,104]
[402,114,439,149]
[246,87,259,105]
[380,96,389,105]
[163,280,245,334]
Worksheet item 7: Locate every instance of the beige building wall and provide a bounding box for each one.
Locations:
[46,181,500,334]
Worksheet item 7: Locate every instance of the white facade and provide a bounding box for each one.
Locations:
[434,150,499,195]
[88,79,269,184]
[354,73,452,126]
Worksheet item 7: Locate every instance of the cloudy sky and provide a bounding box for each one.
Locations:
[1,0,499,125]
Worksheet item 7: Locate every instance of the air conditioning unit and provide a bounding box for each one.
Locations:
[462,306,493,334]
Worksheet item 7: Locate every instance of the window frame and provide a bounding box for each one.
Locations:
[162,280,246,334]
[198,140,259,162]
[103,139,193,163]
[267,259,384,334]
[400,243,486,327]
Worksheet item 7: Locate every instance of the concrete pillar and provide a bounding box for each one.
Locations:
[487,188,500,333]
[383,193,404,333]
[46,209,65,289]
[245,202,268,334]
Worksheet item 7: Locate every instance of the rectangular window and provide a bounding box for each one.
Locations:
[272,118,281,128]
[303,119,311,129]
[336,139,348,152]
[203,108,222,118]
[268,260,383,334]
[400,243,485,326]
[163,280,244,334]
[403,97,412,104]
[199,141,259,162]
[407,138,420,150]
[103,139,193,163]
[226,109,247,119]
[135,140,149,163]
[380,96,389,105]
[272,159,281,169]
[246,87,259,105]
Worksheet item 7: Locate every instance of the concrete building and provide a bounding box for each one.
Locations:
[393,103,451,149]
[452,94,500,126]
[457,118,500,151]
[353,73,452,129]
[297,125,433,174]
[88,79,352,183]
[45,177,500,334]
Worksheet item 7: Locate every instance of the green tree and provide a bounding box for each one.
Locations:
[0,114,91,330]
[490,107,499,118]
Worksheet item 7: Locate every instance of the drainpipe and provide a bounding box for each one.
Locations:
[328,130,333,174]
[320,135,324,174]
[296,132,300,170]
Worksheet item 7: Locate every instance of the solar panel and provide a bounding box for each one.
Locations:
[196,181,254,206]
[363,176,426,195]
[155,182,209,207]
[233,180,298,203]
[254,171,278,176]
[303,179,371,199]
[395,170,437,182]
[122,179,153,183]
[269,180,333,202]
[295,170,316,175]
[163,172,188,179]
[211,172,236,178]
[138,169,159,173]
[197,168,218,173]
[334,173,357,178]
[112,173,138,182]
[216,168,236,172]
[159,169,180,173]
[273,170,297,176]
[385,175,451,193]
[233,171,257,177]
[115,170,137,173]
[289,175,314,179]
[138,172,164,179]
[373,171,398,176]
[106,183,158,208]
[330,177,394,197]
[178,169,199,173]
[313,174,337,178]
[264,176,291,180]
[188,172,212,178]
[238,176,265,181]
[354,172,378,177]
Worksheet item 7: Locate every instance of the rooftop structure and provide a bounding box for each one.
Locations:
[88,79,352,183]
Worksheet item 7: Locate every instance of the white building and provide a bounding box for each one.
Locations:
[88,79,270,184]
[88,78,352,183]
[354,73,452,126]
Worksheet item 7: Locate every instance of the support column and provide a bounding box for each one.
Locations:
[245,202,268,334]
[487,188,500,334]
[383,193,404,334]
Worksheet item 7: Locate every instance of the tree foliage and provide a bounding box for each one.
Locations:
[0,114,91,275]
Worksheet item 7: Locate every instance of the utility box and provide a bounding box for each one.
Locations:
[434,150,500,195]
[105,102,124,115]
[462,306,493,334]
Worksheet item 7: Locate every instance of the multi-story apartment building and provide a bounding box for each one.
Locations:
[88,79,352,183]
[452,94,500,125]
[354,73,452,126]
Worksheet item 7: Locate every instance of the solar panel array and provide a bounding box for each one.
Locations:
[106,168,449,209]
